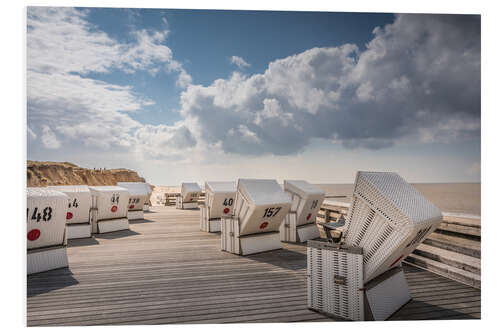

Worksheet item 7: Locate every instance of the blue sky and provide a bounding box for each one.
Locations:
[27,8,481,185]
[80,9,396,125]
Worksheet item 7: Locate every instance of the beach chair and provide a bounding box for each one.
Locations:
[221,179,291,255]
[200,181,236,233]
[48,185,92,239]
[176,182,201,209]
[280,180,325,243]
[27,188,69,274]
[89,186,130,233]
[307,171,442,320]
[117,182,152,220]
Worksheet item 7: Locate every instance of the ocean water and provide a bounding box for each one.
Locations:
[316,183,481,216]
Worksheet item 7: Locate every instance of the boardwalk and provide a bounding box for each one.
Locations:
[27,206,480,325]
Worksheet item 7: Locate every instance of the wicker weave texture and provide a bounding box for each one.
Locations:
[307,246,364,321]
[27,188,68,249]
[27,246,68,275]
[48,185,91,224]
[344,171,442,282]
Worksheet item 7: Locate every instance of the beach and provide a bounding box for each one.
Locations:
[152,183,480,217]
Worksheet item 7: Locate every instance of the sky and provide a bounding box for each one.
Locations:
[26,7,481,185]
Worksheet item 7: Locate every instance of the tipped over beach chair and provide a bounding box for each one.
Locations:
[176,182,201,209]
[280,180,325,243]
[307,171,442,321]
[221,179,291,255]
[89,186,130,233]
[200,181,236,233]
[117,182,152,220]
[48,185,92,239]
[27,188,69,274]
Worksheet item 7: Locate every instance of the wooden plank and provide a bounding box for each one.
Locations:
[27,206,480,325]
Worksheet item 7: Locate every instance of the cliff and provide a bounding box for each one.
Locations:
[27,161,147,187]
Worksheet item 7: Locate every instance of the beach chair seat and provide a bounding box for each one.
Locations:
[48,185,92,239]
[176,182,201,209]
[221,179,291,255]
[27,188,69,274]
[89,186,130,233]
[280,180,325,243]
[200,181,236,232]
[117,182,152,220]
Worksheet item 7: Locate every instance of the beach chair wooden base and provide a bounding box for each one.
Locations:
[66,223,91,239]
[128,210,144,220]
[364,266,412,320]
[200,205,221,232]
[27,245,68,275]
[307,239,411,321]
[221,217,282,255]
[280,212,320,243]
[96,218,129,234]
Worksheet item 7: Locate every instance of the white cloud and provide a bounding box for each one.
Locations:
[41,125,61,149]
[27,7,196,156]
[176,69,193,88]
[133,124,197,160]
[230,56,251,69]
[180,14,480,155]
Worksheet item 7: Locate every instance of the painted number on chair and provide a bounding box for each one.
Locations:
[311,200,319,209]
[223,198,234,214]
[262,207,281,218]
[111,193,120,204]
[129,197,140,209]
[27,206,53,223]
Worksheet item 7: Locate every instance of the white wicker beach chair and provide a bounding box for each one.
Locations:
[117,182,152,220]
[280,180,325,243]
[307,171,442,321]
[200,181,236,233]
[221,179,291,255]
[343,171,442,282]
[176,182,201,209]
[27,187,69,274]
[48,185,92,239]
[89,186,130,233]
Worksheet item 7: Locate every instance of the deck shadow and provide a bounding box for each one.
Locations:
[94,229,141,240]
[27,267,79,297]
[129,218,155,224]
[389,299,480,320]
[246,248,308,271]
[68,237,100,247]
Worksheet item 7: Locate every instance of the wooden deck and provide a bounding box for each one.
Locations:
[27,206,480,325]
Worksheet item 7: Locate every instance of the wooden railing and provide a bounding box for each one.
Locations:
[158,192,206,206]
